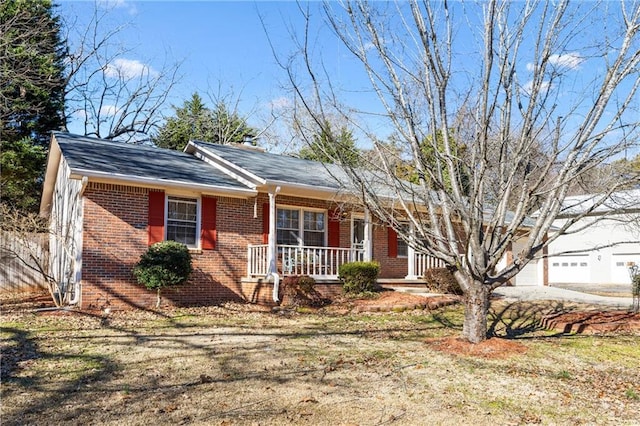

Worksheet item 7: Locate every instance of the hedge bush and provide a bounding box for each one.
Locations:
[422,267,463,295]
[338,261,380,294]
[133,241,193,307]
[280,275,327,307]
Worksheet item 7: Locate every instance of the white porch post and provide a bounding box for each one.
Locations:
[363,208,372,262]
[406,223,416,279]
[267,189,279,274]
[266,187,280,302]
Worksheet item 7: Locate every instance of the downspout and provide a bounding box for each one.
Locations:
[68,176,88,305]
[265,187,281,302]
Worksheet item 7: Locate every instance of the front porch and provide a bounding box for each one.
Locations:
[247,244,445,280]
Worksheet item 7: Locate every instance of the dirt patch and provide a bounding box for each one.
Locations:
[542,310,640,334]
[425,336,528,359]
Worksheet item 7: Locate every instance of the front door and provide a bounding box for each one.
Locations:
[352,218,365,261]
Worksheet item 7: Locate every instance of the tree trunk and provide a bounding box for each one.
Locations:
[156,288,161,309]
[462,283,491,343]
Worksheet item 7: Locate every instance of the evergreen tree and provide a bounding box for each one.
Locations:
[0,0,66,211]
[153,93,256,150]
[298,121,359,166]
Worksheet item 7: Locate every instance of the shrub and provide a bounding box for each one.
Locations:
[422,267,463,295]
[339,261,380,295]
[280,275,327,307]
[133,241,193,307]
[633,274,640,297]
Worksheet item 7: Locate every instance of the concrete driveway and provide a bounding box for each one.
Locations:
[493,285,635,309]
[549,282,633,296]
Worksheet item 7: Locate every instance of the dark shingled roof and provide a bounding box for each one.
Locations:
[193,140,347,189]
[53,132,251,191]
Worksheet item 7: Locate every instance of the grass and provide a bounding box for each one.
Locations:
[1,300,639,425]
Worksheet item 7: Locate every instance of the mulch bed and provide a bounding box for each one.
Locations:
[425,337,528,359]
[541,310,640,334]
[322,291,460,314]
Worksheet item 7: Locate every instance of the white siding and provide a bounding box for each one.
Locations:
[49,157,84,304]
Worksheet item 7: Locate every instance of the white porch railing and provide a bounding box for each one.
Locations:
[414,252,446,277]
[247,244,364,278]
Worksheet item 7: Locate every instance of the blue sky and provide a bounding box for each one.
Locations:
[56,1,639,157]
[58,0,359,148]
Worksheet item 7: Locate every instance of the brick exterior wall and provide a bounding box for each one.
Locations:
[372,224,408,278]
[80,183,408,310]
[82,183,266,310]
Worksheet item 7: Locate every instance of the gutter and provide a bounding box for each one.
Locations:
[68,168,258,199]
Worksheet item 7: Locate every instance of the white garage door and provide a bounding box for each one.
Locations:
[514,260,539,286]
[611,253,640,284]
[548,255,590,283]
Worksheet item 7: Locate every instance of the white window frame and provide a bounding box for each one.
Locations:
[351,215,365,248]
[397,222,409,258]
[276,205,327,247]
[165,195,201,249]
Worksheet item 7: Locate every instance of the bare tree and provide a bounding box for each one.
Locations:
[0,205,68,306]
[282,1,640,342]
[62,5,180,143]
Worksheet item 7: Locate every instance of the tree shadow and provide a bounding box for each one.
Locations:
[487,300,578,339]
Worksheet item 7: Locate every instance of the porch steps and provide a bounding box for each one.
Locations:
[387,286,443,297]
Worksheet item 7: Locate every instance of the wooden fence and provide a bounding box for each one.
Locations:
[0,231,49,292]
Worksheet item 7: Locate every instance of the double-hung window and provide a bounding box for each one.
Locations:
[277,207,326,247]
[397,223,409,258]
[166,196,199,247]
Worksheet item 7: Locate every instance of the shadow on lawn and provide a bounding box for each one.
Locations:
[3,308,421,425]
[487,300,577,339]
[1,322,118,426]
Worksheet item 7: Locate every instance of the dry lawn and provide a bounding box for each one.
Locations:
[2,293,640,426]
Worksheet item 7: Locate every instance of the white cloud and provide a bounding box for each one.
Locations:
[526,53,583,72]
[99,105,120,117]
[549,53,583,70]
[104,58,156,79]
[73,109,87,119]
[522,80,551,96]
[268,97,292,110]
[98,0,137,15]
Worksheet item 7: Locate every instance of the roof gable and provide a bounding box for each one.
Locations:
[189,140,348,191]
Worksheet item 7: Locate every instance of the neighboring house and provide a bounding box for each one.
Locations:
[546,190,640,285]
[40,132,458,310]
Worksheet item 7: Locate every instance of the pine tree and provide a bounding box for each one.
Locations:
[0,0,66,211]
[153,93,256,150]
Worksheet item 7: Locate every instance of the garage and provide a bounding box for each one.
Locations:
[514,259,539,286]
[611,253,640,284]
[548,255,590,283]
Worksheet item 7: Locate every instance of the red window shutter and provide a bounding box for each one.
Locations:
[262,203,270,244]
[201,197,217,250]
[148,190,165,246]
[328,210,341,247]
[387,227,398,258]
